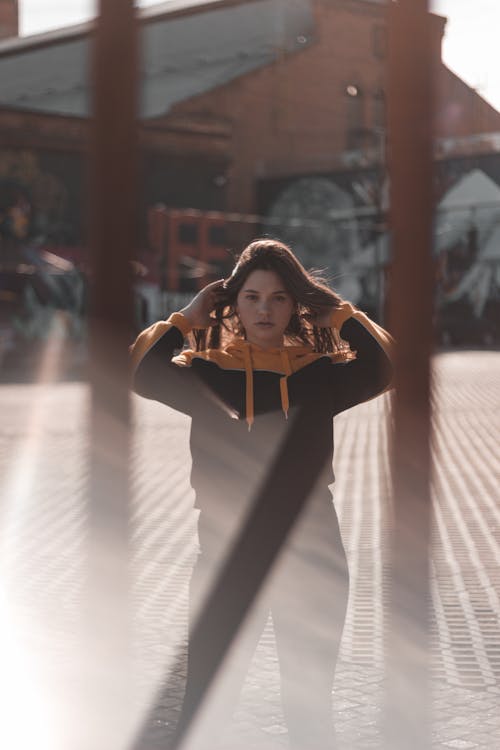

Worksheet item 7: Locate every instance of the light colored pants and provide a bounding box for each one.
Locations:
[181,493,349,749]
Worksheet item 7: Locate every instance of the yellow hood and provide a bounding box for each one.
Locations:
[130,304,394,429]
[174,332,355,430]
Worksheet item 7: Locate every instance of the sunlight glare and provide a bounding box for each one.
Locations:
[0,590,57,750]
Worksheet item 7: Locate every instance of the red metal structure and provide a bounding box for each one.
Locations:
[86,1,137,748]
[86,2,434,749]
[148,206,230,291]
[386,2,433,749]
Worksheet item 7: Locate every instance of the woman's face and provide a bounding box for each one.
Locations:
[235,269,295,349]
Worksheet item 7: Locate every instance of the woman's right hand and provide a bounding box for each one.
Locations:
[179,279,225,328]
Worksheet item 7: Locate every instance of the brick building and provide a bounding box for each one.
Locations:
[0,0,17,40]
[1,0,499,340]
[164,0,500,214]
[1,1,499,223]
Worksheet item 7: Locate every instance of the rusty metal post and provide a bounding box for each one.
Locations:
[386,2,434,750]
[84,1,138,748]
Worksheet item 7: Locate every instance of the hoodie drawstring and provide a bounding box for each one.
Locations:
[279,349,292,421]
[242,344,293,430]
[243,344,254,431]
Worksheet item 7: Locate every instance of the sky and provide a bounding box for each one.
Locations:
[17,0,500,113]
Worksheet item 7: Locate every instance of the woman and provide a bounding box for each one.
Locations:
[130,239,394,749]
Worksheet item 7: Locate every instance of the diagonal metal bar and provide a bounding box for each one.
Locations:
[84,2,138,749]
[386,2,434,750]
[160,405,333,749]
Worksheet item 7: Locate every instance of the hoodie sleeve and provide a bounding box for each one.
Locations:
[327,302,394,415]
[130,312,197,415]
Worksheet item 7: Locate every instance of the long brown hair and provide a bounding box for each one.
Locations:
[192,238,345,353]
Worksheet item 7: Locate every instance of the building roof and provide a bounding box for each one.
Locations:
[0,0,314,119]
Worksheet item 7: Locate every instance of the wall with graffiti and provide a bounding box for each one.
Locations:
[259,152,500,345]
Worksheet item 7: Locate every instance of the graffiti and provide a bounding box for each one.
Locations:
[435,169,500,313]
[265,163,500,342]
[265,172,385,308]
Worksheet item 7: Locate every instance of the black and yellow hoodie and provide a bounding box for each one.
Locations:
[130,303,394,517]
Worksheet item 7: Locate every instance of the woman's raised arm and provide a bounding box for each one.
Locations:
[320,302,395,415]
[130,312,196,414]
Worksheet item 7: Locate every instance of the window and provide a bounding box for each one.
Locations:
[373,89,386,130]
[208,224,226,246]
[345,84,365,149]
[178,222,199,244]
[372,25,387,60]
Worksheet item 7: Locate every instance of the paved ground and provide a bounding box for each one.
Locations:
[0,350,499,749]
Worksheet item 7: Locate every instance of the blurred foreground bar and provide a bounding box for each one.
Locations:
[85,1,138,748]
[386,2,434,750]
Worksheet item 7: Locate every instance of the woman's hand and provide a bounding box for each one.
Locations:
[179,279,225,328]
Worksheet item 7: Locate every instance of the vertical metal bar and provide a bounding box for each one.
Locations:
[84,1,138,748]
[386,2,434,750]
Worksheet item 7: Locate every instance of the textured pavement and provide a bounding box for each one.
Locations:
[0,350,499,749]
